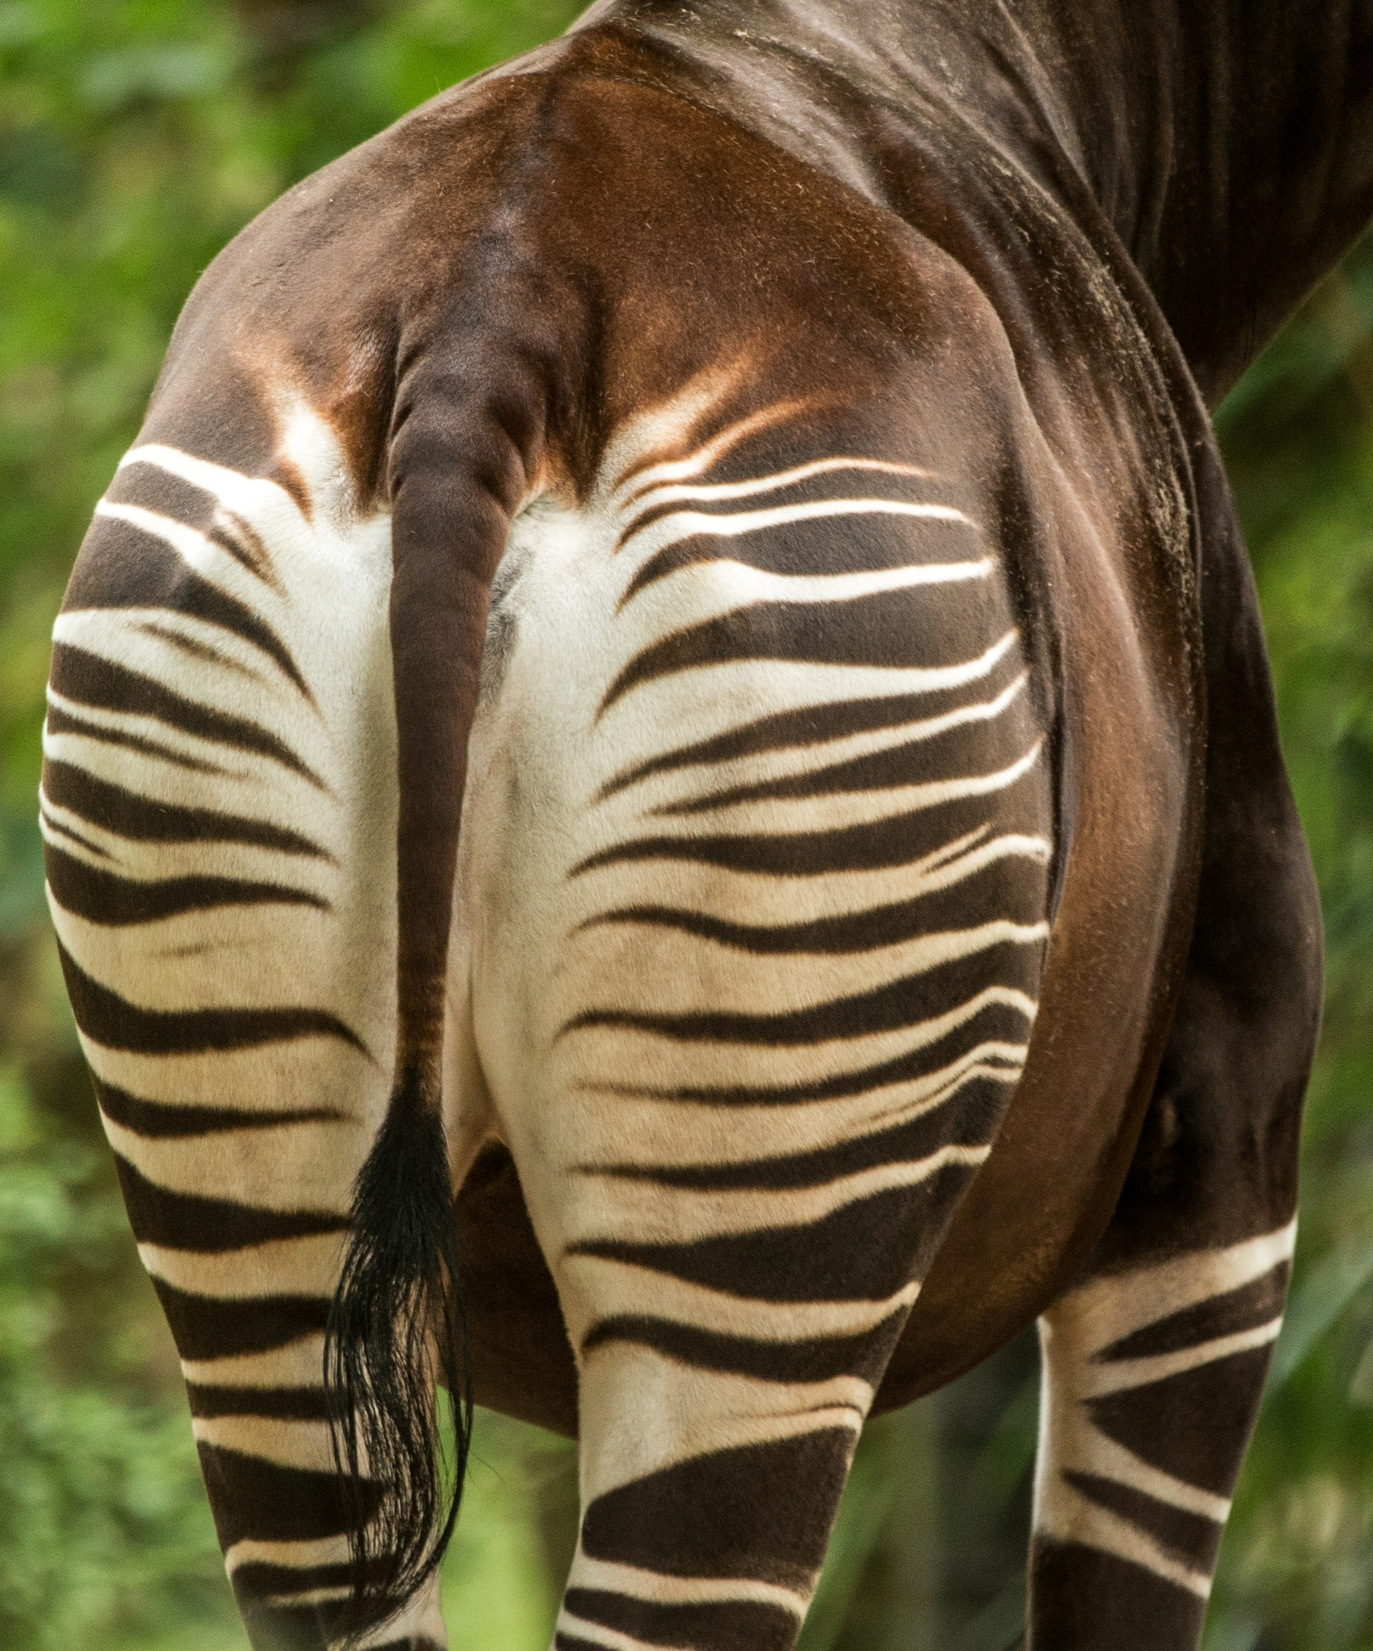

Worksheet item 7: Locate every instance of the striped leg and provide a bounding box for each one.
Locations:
[1032,1224,1294,1643]
[43,406,451,1650]
[1028,481,1322,1649]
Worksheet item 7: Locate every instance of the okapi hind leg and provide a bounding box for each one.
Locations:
[1028,473,1323,1649]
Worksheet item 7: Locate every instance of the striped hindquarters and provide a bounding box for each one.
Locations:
[40,402,448,1648]
[462,398,1057,1649]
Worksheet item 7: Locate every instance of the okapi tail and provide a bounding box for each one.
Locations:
[323,358,540,1636]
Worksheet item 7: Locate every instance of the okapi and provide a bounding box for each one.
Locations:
[42,1,1370,1646]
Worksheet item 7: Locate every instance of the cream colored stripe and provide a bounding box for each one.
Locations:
[1081,1317,1283,1398]
[138,1233,344,1297]
[561,1260,920,1341]
[571,1143,990,1244]
[1059,1427,1232,1523]
[566,1556,808,1618]
[658,739,1044,835]
[617,454,942,512]
[191,1414,334,1472]
[606,673,1032,811]
[577,1343,868,1501]
[619,554,991,615]
[225,1533,351,1575]
[182,1335,326,1392]
[1046,1484,1213,1598]
[570,916,1047,1024]
[1049,1222,1297,1350]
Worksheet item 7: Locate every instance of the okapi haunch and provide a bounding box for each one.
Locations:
[42,1,1372,1646]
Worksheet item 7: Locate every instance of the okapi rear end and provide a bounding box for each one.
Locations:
[42,3,1345,1649]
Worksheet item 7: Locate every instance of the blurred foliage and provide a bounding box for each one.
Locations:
[3,2,1373,1648]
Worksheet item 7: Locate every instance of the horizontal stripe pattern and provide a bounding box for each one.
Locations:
[46,400,421,1644]
[463,392,1056,1649]
[1034,1223,1296,1601]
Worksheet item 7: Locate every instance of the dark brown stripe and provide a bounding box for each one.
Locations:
[63,511,309,695]
[580,1018,1027,1107]
[113,1152,349,1252]
[581,1309,905,1384]
[1096,1263,1289,1362]
[619,501,972,594]
[580,1428,852,1588]
[45,843,327,926]
[187,1383,331,1421]
[569,1169,972,1300]
[57,940,365,1055]
[42,757,329,856]
[43,701,230,776]
[653,716,1035,815]
[561,937,1043,1046]
[40,808,114,861]
[1029,1536,1205,1645]
[198,1443,376,1548]
[49,643,322,785]
[1062,1471,1223,1571]
[105,459,217,525]
[572,767,1044,879]
[150,1277,331,1361]
[600,586,994,715]
[95,1077,340,1139]
[564,1588,799,1650]
[1087,1347,1274,1499]
[231,1559,351,1598]
[581,855,1046,956]
[580,1084,998,1190]
[596,659,1023,802]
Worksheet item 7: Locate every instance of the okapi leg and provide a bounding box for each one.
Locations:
[1028,475,1323,1650]
[43,415,459,1651]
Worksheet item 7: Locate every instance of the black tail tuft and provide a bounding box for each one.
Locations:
[324,1065,473,1642]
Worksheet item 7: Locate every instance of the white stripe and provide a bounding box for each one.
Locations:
[618,454,942,513]
[556,1613,668,1651]
[605,672,1032,812]
[619,552,992,612]
[620,497,977,566]
[1048,1488,1214,1598]
[1062,1430,1232,1524]
[225,1534,350,1575]
[632,737,1045,835]
[1080,1317,1283,1398]
[566,1556,809,1618]
[559,1262,921,1341]
[570,1142,991,1244]
[608,443,939,510]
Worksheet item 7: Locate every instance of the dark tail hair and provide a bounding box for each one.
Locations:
[318,384,526,1636]
[324,1064,473,1639]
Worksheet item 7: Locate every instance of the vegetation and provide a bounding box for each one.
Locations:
[2,3,1372,1647]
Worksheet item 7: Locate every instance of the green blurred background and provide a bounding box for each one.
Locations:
[2,3,1373,1647]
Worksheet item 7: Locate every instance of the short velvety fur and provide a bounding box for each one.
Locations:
[43,3,1365,1648]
